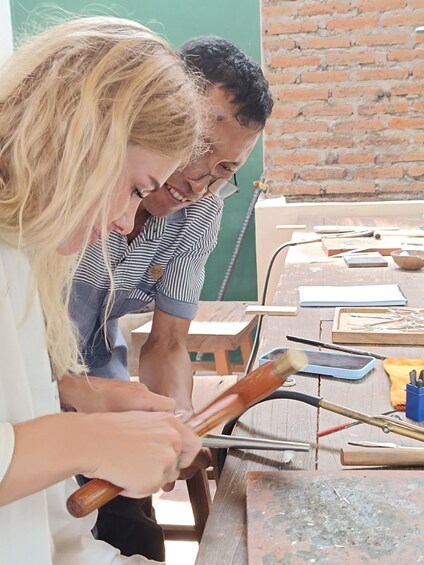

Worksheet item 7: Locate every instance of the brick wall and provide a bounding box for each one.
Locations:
[262,0,424,201]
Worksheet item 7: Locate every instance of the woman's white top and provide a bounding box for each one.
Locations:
[0,245,161,565]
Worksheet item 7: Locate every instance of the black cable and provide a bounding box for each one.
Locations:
[243,236,322,375]
[216,390,322,477]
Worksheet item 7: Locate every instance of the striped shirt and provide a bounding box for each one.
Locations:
[70,194,223,379]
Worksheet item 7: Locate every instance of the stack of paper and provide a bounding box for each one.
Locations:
[298,284,407,307]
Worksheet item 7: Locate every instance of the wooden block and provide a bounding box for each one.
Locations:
[322,237,402,257]
[245,305,297,316]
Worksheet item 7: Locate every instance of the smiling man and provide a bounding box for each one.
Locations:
[66,36,273,560]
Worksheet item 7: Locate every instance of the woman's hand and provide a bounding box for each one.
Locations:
[80,411,201,497]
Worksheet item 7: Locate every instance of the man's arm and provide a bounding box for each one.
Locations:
[138,307,193,418]
[58,374,176,413]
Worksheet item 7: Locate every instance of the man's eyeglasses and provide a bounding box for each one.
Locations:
[185,170,239,199]
[207,173,238,199]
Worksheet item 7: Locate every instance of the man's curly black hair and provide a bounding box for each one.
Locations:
[179,36,273,129]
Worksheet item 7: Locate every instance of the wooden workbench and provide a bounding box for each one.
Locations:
[195,216,424,564]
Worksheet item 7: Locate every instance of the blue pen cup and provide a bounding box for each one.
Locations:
[405,383,424,422]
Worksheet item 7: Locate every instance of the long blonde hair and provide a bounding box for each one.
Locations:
[0,16,204,377]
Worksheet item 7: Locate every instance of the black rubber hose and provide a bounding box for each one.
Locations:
[216,390,322,476]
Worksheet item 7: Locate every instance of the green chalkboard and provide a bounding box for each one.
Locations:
[10,0,263,300]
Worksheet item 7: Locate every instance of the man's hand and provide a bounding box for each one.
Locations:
[58,375,176,414]
[161,447,212,492]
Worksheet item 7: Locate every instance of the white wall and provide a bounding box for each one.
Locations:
[0,0,13,65]
[255,196,424,302]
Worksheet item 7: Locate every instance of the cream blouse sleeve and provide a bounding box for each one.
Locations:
[0,422,14,482]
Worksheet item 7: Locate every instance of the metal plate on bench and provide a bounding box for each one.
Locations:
[247,470,424,564]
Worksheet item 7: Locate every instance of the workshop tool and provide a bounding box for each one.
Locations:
[317,410,398,438]
[341,447,424,466]
[286,334,387,360]
[202,434,310,451]
[265,390,424,442]
[348,440,424,449]
[66,348,307,518]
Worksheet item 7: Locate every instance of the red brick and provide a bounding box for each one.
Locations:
[262,6,294,18]
[262,37,296,52]
[410,182,424,192]
[356,0,407,12]
[267,21,318,35]
[352,32,409,47]
[300,37,351,50]
[412,100,424,112]
[299,167,347,181]
[358,100,409,115]
[383,13,424,26]
[327,16,379,31]
[338,154,376,164]
[332,85,385,98]
[334,119,384,132]
[265,138,300,150]
[327,51,377,65]
[357,68,409,80]
[281,121,328,133]
[391,83,424,96]
[271,54,321,68]
[266,71,298,84]
[387,49,424,62]
[298,2,350,16]
[273,153,320,166]
[281,183,322,196]
[389,117,424,129]
[351,166,404,179]
[408,165,424,177]
[381,150,424,162]
[304,135,354,149]
[361,134,409,146]
[324,181,375,194]
[278,87,328,101]
[271,105,299,119]
[301,102,353,117]
[413,66,424,78]
[375,182,410,193]
[267,168,295,181]
[301,70,350,83]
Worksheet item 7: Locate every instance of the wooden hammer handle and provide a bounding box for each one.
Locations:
[341,447,424,467]
[67,349,307,518]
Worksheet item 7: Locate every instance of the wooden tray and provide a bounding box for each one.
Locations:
[332,307,424,345]
[247,470,424,564]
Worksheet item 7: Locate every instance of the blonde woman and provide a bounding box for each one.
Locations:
[0,17,203,565]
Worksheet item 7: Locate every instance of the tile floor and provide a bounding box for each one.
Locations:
[154,480,216,565]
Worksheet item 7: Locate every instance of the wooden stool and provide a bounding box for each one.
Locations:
[132,301,258,375]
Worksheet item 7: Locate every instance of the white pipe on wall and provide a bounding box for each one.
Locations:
[0,0,13,65]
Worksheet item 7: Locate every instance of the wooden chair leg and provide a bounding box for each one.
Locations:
[186,469,212,542]
[214,349,231,375]
[240,334,253,371]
